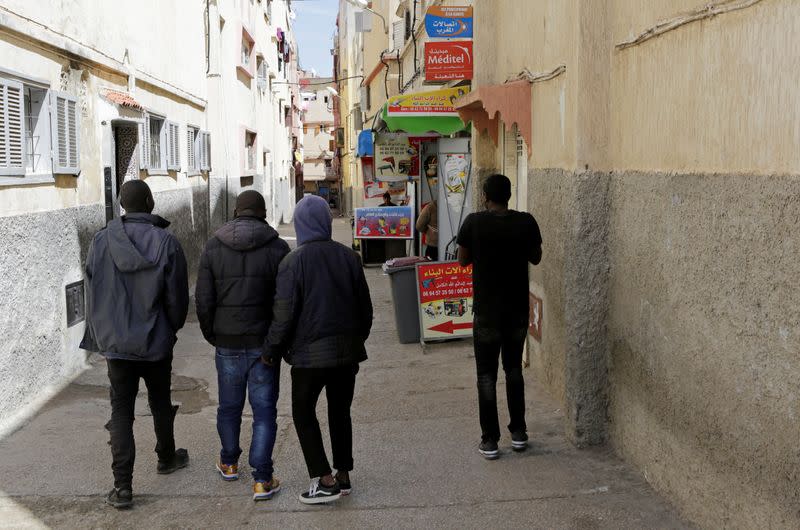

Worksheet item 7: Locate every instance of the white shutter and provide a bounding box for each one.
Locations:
[51,91,80,175]
[138,114,150,170]
[187,127,196,170]
[166,121,180,170]
[199,131,211,171]
[392,21,404,51]
[0,78,26,176]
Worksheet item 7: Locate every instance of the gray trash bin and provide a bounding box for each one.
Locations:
[384,260,426,344]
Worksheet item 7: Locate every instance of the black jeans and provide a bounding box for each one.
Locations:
[106,357,176,489]
[424,245,439,261]
[291,364,359,478]
[473,318,528,443]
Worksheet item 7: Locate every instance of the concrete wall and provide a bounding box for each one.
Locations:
[472,0,800,527]
[0,0,211,435]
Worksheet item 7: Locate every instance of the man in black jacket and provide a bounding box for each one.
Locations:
[81,180,190,509]
[263,195,373,505]
[195,190,290,501]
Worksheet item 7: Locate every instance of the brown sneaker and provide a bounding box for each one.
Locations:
[253,477,281,501]
[216,461,239,481]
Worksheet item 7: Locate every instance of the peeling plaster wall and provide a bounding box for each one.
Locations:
[472,0,800,527]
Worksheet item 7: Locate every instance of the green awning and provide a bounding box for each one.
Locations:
[381,105,467,135]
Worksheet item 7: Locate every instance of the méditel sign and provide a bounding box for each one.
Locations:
[425,6,473,39]
[416,261,474,341]
[425,41,473,82]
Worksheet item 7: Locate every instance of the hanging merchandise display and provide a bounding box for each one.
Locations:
[416,261,474,342]
[441,153,471,259]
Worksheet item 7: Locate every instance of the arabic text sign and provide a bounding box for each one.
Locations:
[417,261,474,341]
[386,87,468,117]
[373,134,421,182]
[354,206,414,240]
[425,6,473,39]
[425,41,473,82]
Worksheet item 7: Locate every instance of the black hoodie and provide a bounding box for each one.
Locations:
[195,216,290,349]
[81,213,189,361]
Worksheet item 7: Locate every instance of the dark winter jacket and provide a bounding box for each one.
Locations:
[265,196,373,368]
[80,213,189,361]
[195,216,290,349]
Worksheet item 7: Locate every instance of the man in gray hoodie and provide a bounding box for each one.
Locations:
[81,180,190,509]
[263,195,373,505]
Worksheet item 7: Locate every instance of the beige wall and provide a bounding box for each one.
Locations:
[472,1,800,528]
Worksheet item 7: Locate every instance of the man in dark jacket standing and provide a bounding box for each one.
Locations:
[81,180,190,509]
[457,174,542,460]
[263,195,373,505]
[195,191,289,501]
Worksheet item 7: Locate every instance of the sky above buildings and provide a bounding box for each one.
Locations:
[293,0,339,77]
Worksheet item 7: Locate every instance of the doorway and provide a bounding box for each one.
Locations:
[111,123,139,217]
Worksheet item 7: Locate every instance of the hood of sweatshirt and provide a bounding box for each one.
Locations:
[107,213,170,273]
[294,195,333,245]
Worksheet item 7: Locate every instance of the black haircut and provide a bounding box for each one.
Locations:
[383,192,392,200]
[483,174,512,205]
[120,180,154,214]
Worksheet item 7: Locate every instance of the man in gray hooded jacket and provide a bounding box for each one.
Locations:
[81,180,189,509]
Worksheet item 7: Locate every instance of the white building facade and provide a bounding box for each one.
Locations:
[0,0,300,435]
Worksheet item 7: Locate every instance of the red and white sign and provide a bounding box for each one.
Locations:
[416,261,474,341]
[425,41,473,82]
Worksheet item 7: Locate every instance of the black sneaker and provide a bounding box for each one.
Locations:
[335,472,352,496]
[478,440,499,460]
[299,478,341,505]
[105,487,133,509]
[511,432,529,452]
[157,448,189,474]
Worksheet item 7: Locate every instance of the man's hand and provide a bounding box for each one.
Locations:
[260,353,277,367]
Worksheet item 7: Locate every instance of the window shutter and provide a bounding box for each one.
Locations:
[199,131,210,171]
[392,21,404,51]
[138,114,150,170]
[187,127,196,170]
[50,91,80,175]
[166,121,180,170]
[0,78,26,176]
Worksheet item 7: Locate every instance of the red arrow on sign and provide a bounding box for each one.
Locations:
[429,320,473,334]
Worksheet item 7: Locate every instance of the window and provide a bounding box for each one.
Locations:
[256,55,267,91]
[147,115,165,171]
[324,95,329,104]
[0,77,80,180]
[187,126,198,172]
[198,130,211,171]
[404,10,411,41]
[238,26,255,78]
[166,121,180,171]
[392,20,405,51]
[244,130,256,173]
[365,85,371,111]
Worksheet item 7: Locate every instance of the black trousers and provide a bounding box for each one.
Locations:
[424,245,439,261]
[473,318,528,443]
[106,357,176,489]
[291,364,359,478]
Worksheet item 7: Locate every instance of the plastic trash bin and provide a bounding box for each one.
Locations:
[383,257,428,344]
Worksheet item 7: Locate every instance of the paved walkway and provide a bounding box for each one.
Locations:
[0,219,690,529]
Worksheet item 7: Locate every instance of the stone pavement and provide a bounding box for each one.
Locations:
[0,219,691,529]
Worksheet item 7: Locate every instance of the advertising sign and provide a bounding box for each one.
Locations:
[386,87,469,117]
[354,206,414,240]
[416,261,474,341]
[373,134,427,182]
[425,41,473,82]
[425,6,473,39]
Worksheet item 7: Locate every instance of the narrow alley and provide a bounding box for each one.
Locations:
[0,220,688,529]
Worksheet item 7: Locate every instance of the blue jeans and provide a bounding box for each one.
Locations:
[215,347,280,482]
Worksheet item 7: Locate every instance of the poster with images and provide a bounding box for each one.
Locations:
[416,261,474,341]
[354,206,415,239]
[373,134,433,182]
